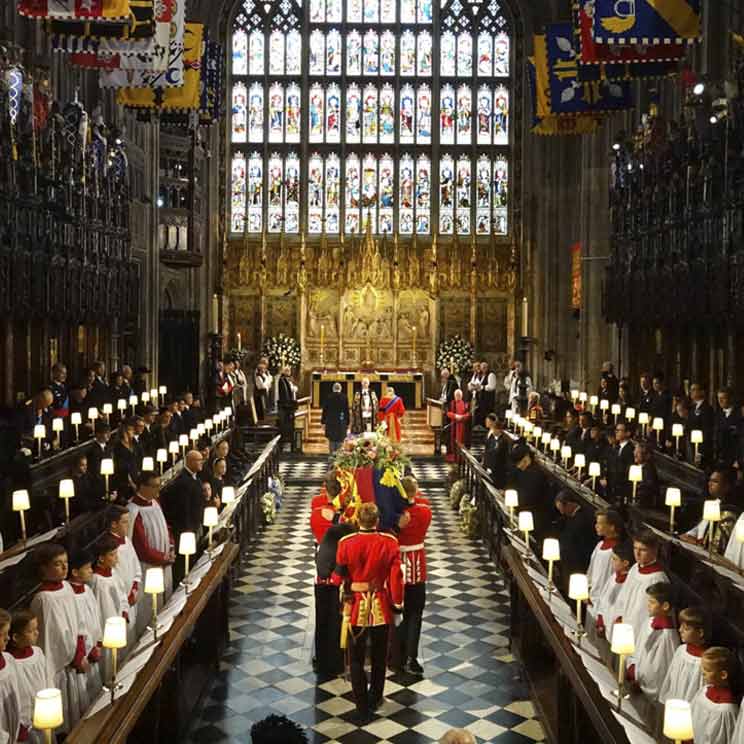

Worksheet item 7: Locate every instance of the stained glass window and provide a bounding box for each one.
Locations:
[230,0,512,236]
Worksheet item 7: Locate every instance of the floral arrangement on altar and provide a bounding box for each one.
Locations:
[261,491,277,525]
[261,333,301,373]
[334,426,411,474]
[436,335,475,376]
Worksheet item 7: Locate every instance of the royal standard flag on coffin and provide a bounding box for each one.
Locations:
[541,24,632,116]
[592,0,702,46]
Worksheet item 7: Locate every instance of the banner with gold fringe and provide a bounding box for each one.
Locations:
[593,0,702,46]
[50,0,154,46]
[18,0,130,20]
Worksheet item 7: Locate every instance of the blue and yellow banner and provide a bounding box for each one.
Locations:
[540,24,633,116]
[593,0,701,46]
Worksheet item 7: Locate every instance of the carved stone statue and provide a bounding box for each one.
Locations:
[418,306,430,337]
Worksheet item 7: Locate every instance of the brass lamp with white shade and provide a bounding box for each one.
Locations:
[102,616,127,702]
[624,406,636,423]
[178,433,189,458]
[690,429,703,462]
[144,567,165,641]
[573,453,585,480]
[52,417,64,449]
[638,411,650,438]
[568,573,589,641]
[518,511,533,555]
[33,688,64,744]
[150,387,159,402]
[665,488,681,533]
[197,423,206,437]
[159,385,167,404]
[128,393,138,415]
[703,499,721,559]
[179,532,197,592]
[672,422,684,454]
[58,479,75,524]
[504,489,518,524]
[87,406,99,428]
[579,392,588,404]
[541,431,551,452]
[589,395,598,414]
[168,439,179,467]
[34,424,46,459]
[628,464,643,504]
[663,699,694,744]
[71,412,82,442]
[189,428,199,447]
[205,418,214,435]
[588,461,601,491]
[141,457,154,472]
[102,402,113,423]
[570,389,579,402]
[542,538,560,595]
[221,486,236,505]
[141,391,150,404]
[533,426,542,444]
[652,417,664,446]
[156,448,168,473]
[117,398,127,418]
[100,458,114,500]
[560,444,572,469]
[611,403,621,421]
[611,623,635,711]
[599,398,609,420]
[550,437,560,461]
[12,489,30,542]
[204,506,219,553]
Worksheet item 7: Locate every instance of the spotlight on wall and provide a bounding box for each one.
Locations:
[710,114,719,125]
[693,81,705,96]
[156,196,164,207]
[612,141,621,151]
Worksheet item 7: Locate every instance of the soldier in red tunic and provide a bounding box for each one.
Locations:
[334,502,404,722]
[397,476,432,675]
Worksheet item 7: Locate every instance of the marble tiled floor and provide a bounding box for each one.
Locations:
[186,456,546,743]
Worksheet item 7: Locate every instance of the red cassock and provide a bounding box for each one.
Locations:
[335,530,404,626]
[446,399,471,461]
[399,496,432,585]
[377,395,406,442]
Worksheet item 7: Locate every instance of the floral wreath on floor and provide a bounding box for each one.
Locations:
[261,333,302,373]
[331,426,411,521]
[436,334,475,377]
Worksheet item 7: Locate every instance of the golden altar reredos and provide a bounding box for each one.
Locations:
[224,222,518,387]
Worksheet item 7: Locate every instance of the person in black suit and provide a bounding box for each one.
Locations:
[87,361,111,411]
[321,383,349,453]
[638,372,656,414]
[714,388,741,468]
[553,490,597,594]
[602,421,634,506]
[508,443,551,534]
[162,450,205,540]
[278,366,298,446]
[88,422,112,501]
[570,412,593,455]
[108,371,129,410]
[632,442,660,508]
[563,410,582,452]
[437,369,459,406]
[68,454,104,517]
[598,362,619,404]
[482,414,510,488]
[181,392,198,433]
[689,382,715,466]
[112,418,140,503]
[650,374,673,426]
[18,388,54,453]
[139,405,158,456]
[151,410,175,455]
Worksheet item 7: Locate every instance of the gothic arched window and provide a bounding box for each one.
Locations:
[229,0,512,237]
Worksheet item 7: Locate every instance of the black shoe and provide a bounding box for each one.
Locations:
[405,658,424,675]
[350,708,372,725]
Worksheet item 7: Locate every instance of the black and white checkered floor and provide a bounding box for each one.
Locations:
[186,456,546,743]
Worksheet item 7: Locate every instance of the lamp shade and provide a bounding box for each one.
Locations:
[663,699,694,740]
[12,489,30,511]
[599,399,609,411]
[159,385,167,395]
[524,421,534,434]
[102,403,113,415]
[568,573,589,601]
[691,429,704,444]
[117,399,127,411]
[197,423,206,436]
[100,458,114,476]
[70,412,82,426]
[52,418,64,433]
[628,464,643,483]
[221,486,236,504]
[533,426,543,439]
[141,392,150,403]
[589,395,599,407]
[128,394,138,406]
[518,511,534,532]
[735,518,744,544]
[611,403,621,416]
[168,441,179,454]
[541,432,551,445]
[205,419,214,431]
[610,623,635,655]
[156,448,168,463]
[144,567,165,595]
[58,479,75,500]
[560,445,572,460]
[652,417,664,431]
[624,407,636,421]
[223,407,232,417]
[102,616,127,649]
[150,388,159,400]
[638,412,649,425]
[179,532,196,556]
[178,434,189,447]
[33,424,46,439]
[550,438,560,452]
[574,453,586,469]
[189,428,198,441]
[703,500,721,522]
[672,423,684,438]
[570,389,579,400]
[87,407,98,420]
[141,457,154,472]
[33,688,64,730]
[665,487,681,508]
[579,392,588,402]
[588,462,601,477]
[542,538,560,562]
[203,506,219,528]
[504,489,519,508]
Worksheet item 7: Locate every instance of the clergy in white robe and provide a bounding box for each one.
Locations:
[106,505,143,647]
[731,703,744,744]
[626,583,678,700]
[8,611,49,744]
[614,532,669,641]
[128,475,175,638]
[724,512,744,568]
[592,540,634,644]
[690,648,740,744]
[658,606,707,704]
[29,545,87,731]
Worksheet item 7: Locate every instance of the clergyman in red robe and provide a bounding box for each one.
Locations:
[446,389,471,461]
[378,387,406,442]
